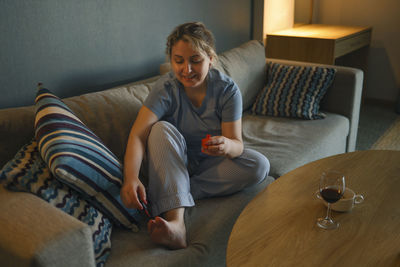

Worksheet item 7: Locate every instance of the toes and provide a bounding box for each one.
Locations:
[147,219,156,233]
[155,216,166,225]
[147,216,165,235]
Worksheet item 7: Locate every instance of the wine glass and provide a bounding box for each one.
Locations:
[317,170,345,229]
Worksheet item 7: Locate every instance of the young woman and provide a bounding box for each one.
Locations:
[121,22,269,249]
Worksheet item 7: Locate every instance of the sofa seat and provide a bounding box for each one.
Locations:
[242,112,349,177]
[106,176,275,267]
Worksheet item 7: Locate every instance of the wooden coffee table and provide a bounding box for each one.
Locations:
[226,150,400,267]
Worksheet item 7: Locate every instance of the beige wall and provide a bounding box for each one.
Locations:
[263,0,294,34]
[253,0,294,44]
[295,0,400,102]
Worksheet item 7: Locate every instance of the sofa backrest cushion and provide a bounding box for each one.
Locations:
[0,105,35,168]
[217,40,267,111]
[62,81,154,161]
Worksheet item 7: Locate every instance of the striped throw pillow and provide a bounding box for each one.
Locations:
[34,87,139,231]
[0,140,112,266]
[252,62,336,119]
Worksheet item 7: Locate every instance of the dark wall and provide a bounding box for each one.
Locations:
[0,0,253,109]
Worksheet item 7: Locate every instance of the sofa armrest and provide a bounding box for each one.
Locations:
[321,65,363,152]
[266,58,363,152]
[0,187,95,267]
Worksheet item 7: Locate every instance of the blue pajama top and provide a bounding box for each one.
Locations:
[144,68,242,162]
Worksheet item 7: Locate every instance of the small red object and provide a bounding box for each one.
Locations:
[140,200,152,218]
[202,134,211,149]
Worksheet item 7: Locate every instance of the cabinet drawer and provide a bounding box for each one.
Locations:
[335,30,372,58]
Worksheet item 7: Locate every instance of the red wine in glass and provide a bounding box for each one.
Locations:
[317,171,345,229]
[320,187,343,203]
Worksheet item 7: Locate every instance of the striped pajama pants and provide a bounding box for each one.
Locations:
[144,121,270,216]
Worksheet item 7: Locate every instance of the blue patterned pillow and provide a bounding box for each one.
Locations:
[34,87,140,231]
[252,62,336,119]
[0,140,112,266]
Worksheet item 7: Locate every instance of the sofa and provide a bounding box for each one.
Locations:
[0,40,363,267]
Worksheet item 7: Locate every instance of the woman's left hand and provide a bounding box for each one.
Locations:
[202,120,244,158]
[201,135,230,157]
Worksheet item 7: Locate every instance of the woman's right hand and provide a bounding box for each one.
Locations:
[122,106,158,210]
[121,178,147,210]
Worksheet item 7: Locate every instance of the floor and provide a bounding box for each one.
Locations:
[371,117,400,150]
[356,99,400,150]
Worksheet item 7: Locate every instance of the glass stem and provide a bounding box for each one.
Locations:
[325,203,332,220]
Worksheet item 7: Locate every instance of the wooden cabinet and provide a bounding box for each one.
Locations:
[266,24,372,65]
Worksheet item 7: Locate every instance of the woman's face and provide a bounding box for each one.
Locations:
[171,40,212,90]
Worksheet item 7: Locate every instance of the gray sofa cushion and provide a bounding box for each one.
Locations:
[242,112,349,177]
[62,81,155,161]
[106,176,275,267]
[0,105,35,168]
[217,40,266,111]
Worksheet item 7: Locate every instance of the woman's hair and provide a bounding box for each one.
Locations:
[166,22,218,64]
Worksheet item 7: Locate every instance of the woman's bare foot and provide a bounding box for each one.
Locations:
[147,208,187,249]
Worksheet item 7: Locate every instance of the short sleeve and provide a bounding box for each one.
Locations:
[144,74,174,119]
[221,82,243,122]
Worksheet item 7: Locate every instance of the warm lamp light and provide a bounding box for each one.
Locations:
[253,0,318,43]
[263,0,294,34]
[309,0,314,24]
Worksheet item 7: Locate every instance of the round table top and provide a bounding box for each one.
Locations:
[226,150,400,267]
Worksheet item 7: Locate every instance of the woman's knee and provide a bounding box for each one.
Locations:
[148,121,173,142]
[148,121,186,152]
[241,149,270,185]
